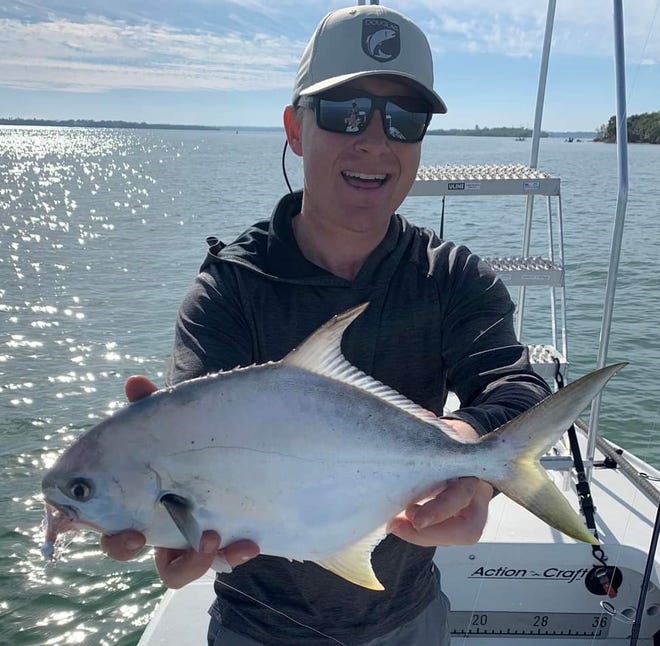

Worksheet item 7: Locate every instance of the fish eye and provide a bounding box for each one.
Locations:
[66,477,94,502]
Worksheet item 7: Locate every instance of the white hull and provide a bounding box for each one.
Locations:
[441,431,660,643]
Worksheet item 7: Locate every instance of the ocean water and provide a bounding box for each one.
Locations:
[1,126,659,644]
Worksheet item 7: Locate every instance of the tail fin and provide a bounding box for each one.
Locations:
[481,363,626,544]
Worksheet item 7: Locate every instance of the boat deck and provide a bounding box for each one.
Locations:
[442,434,660,644]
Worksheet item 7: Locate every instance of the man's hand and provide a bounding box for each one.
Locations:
[152,531,260,589]
[389,419,493,547]
[100,375,260,589]
[389,477,492,546]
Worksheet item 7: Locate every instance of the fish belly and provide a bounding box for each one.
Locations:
[139,364,473,558]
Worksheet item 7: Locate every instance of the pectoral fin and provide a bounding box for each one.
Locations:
[316,526,387,591]
[160,493,202,551]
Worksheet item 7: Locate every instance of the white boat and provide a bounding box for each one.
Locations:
[138,1,660,644]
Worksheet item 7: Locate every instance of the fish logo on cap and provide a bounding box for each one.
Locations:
[362,18,400,62]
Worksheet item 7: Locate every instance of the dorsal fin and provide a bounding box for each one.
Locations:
[282,303,457,437]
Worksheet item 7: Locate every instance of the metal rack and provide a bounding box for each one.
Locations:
[409,163,567,383]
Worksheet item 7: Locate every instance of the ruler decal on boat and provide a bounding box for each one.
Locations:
[449,611,611,638]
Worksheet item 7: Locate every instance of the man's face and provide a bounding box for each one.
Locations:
[294,76,425,236]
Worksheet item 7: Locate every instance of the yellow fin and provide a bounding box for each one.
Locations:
[482,363,627,545]
[316,525,387,591]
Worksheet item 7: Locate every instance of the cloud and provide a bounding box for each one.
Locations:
[0,0,656,95]
[0,17,302,92]
[423,13,544,58]
[404,0,659,63]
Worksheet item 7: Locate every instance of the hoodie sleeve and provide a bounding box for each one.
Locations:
[434,241,552,435]
[165,264,253,386]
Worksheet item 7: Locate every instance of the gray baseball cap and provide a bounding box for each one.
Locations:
[293,5,447,114]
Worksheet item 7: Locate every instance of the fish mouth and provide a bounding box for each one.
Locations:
[42,499,82,550]
[43,499,104,534]
[44,499,79,522]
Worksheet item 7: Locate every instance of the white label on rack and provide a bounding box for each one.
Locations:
[466,182,481,191]
[523,180,541,191]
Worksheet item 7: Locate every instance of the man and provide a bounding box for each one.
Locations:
[104,5,550,645]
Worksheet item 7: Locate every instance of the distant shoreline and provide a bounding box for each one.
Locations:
[428,127,597,140]
[0,118,281,132]
[428,126,546,138]
[0,117,596,139]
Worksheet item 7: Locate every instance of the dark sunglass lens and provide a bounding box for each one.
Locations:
[317,97,371,134]
[386,100,430,142]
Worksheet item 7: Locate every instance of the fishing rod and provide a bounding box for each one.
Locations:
[629,501,660,645]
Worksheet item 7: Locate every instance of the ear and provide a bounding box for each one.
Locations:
[283,105,303,157]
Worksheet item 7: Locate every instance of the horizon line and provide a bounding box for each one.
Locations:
[0,117,598,135]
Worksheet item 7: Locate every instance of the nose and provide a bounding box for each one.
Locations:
[355,109,390,150]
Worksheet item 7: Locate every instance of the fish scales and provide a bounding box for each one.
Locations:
[42,303,625,589]
[47,364,470,552]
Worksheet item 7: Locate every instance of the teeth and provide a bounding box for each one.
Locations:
[343,171,386,181]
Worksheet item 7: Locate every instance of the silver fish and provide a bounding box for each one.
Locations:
[41,304,624,590]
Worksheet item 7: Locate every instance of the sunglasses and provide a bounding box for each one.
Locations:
[297,89,432,143]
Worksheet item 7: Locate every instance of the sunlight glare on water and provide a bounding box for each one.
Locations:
[0,126,186,645]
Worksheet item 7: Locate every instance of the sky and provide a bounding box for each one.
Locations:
[0,0,658,132]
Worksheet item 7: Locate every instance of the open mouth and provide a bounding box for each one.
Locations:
[43,499,103,534]
[42,500,85,560]
[44,499,79,522]
[341,170,388,187]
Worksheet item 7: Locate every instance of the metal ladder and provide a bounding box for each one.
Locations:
[409,162,567,383]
